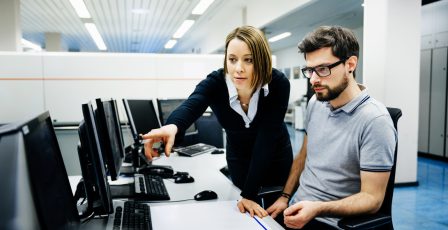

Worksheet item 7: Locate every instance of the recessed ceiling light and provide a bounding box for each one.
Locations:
[164,40,177,49]
[84,23,107,50]
[68,0,91,18]
[173,20,195,38]
[268,32,291,42]
[192,0,214,15]
[21,39,42,51]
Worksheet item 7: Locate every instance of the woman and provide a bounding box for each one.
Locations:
[142,25,292,217]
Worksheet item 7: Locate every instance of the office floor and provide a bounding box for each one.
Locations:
[286,124,448,230]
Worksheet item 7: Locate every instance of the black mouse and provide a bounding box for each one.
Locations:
[211,149,224,154]
[174,174,195,183]
[194,190,218,201]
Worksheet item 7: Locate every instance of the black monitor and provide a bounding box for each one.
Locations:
[122,99,161,142]
[0,111,80,230]
[95,98,125,181]
[157,98,198,135]
[78,102,113,216]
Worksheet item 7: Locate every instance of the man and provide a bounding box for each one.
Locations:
[266,26,397,229]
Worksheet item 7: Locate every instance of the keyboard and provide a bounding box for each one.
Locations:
[175,143,216,157]
[108,201,152,230]
[134,174,170,200]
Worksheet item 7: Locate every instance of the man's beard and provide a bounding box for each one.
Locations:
[313,76,349,101]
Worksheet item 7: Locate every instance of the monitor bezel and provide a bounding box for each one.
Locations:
[79,102,113,216]
[95,98,125,181]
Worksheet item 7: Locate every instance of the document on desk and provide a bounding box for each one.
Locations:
[151,200,273,230]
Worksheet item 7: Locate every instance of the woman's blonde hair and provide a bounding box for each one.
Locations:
[224,26,272,88]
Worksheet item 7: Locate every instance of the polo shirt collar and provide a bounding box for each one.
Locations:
[327,84,370,114]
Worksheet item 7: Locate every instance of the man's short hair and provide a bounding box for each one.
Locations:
[298,26,359,77]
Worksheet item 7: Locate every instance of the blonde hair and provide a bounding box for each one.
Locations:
[224,26,272,88]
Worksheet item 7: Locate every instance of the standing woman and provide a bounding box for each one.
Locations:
[142,25,292,217]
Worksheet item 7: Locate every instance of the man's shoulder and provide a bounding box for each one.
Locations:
[357,97,389,119]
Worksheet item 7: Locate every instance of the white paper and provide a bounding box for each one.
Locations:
[151,200,271,230]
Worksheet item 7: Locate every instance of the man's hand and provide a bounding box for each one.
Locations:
[283,201,322,229]
[237,198,268,218]
[266,196,289,218]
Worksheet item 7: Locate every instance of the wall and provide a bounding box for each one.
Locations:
[0,52,224,123]
[363,0,421,184]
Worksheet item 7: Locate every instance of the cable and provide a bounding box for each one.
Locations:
[80,211,96,224]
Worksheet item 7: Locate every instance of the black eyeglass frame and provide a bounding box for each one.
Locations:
[301,58,348,78]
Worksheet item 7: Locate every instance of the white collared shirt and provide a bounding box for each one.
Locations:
[225,74,269,128]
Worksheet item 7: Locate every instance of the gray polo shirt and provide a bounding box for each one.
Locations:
[293,85,397,227]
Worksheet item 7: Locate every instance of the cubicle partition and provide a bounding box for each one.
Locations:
[0,52,224,124]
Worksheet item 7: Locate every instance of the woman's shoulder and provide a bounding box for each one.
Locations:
[207,68,225,79]
[271,68,290,86]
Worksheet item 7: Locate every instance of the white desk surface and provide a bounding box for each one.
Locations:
[70,152,284,230]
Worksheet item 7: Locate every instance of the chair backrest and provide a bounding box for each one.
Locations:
[379,107,402,216]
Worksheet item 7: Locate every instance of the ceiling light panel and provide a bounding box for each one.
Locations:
[173,20,195,39]
[268,32,291,42]
[69,0,91,18]
[192,0,215,15]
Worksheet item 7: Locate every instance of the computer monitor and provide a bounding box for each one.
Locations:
[0,127,40,230]
[0,111,80,229]
[157,98,198,135]
[122,99,161,142]
[95,98,125,181]
[78,102,113,216]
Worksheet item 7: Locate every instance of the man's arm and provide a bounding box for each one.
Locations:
[283,170,390,229]
[266,135,308,218]
[320,171,390,215]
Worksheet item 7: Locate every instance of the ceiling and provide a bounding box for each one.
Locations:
[21,0,364,54]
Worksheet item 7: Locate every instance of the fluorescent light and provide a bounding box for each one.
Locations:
[84,23,107,50]
[21,39,42,51]
[69,0,91,18]
[268,32,291,42]
[164,40,177,49]
[192,0,214,15]
[173,20,195,38]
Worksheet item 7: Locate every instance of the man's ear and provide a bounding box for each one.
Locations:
[347,56,358,73]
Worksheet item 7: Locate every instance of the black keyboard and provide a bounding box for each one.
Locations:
[112,201,152,230]
[175,143,216,157]
[134,174,170,200]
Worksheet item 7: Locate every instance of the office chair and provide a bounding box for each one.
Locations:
[338,107,402,230]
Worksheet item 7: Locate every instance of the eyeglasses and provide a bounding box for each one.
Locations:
[301,58,347,78]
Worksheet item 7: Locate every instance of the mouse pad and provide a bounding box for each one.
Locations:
[151,200,272,230]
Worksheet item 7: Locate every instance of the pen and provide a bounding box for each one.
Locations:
[253,216,267,230]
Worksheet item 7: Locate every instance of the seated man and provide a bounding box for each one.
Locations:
[267,26,397,229]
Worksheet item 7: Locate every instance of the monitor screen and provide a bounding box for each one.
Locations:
[0,129,40,230]
[157,98,197,134]
[21,111,80,229]
[78,102,113,216]
[95,98,125,181]
[123,99,161,139]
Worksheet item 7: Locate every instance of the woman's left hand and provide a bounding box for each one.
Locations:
[237,198,268,218]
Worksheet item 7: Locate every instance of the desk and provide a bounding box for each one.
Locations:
[70,152,284,229]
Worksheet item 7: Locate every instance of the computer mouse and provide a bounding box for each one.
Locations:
[174,174,195,183]
[173,171,189,178]
[211,149,224,154]
[194,190,218,201]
